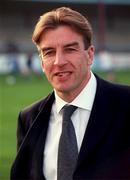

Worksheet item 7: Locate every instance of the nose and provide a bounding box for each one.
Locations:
[54,50,67,66]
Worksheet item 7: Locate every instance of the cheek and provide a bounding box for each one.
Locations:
[83,53,92,67]
[43,66,49,76]
[41,61,50,73]
[78,54,88,68]
[77,55,90,75]
[43,65,54,82]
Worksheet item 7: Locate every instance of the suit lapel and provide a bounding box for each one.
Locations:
[30,92,55,179]
[14,92,55,180]
[77,76,115,169]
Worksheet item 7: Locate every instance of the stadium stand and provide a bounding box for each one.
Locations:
[0,0,130,73]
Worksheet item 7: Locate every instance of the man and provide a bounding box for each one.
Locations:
[11,7,130,180]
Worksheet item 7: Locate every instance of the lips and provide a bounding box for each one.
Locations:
[55,71,70,76]
[54,71,72,80]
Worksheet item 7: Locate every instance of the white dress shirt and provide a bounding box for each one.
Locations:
[43,72,97,180]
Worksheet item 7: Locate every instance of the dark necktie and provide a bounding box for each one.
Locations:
[57,105,78,180]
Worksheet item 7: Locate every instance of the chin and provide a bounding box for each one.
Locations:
[55,86,70,93]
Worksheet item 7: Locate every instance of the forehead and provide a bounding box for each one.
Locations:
[39,25,84,48]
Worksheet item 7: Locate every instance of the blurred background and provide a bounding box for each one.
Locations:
[0,0,130,179]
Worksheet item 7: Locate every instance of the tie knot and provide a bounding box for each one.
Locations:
[63,105,77,122]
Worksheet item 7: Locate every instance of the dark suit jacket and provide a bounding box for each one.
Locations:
[10,75,130,180]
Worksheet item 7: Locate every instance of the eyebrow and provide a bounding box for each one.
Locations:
[64,42,80,48]
[40,47,54,52]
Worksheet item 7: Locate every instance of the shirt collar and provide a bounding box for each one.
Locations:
[54,72,97,114]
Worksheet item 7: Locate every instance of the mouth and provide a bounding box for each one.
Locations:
[55,71,71,76]
[54,71,72,79]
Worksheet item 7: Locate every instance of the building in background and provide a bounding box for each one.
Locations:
[0,0,130,73]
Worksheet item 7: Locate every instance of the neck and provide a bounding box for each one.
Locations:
[56,73,91,103]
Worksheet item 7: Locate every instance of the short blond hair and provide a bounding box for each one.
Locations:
[32,7,93,49]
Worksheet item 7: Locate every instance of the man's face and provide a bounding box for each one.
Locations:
[39,25,94,101]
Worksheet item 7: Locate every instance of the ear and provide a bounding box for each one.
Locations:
[87,45,95,65]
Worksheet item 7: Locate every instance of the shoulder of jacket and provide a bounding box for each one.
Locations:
[95,74,130,106]
[20,91,54,119]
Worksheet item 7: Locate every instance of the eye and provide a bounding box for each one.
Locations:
[65,47,78,53]
[42,49,56,58]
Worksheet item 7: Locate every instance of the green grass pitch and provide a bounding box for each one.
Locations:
[0,70,130,180]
